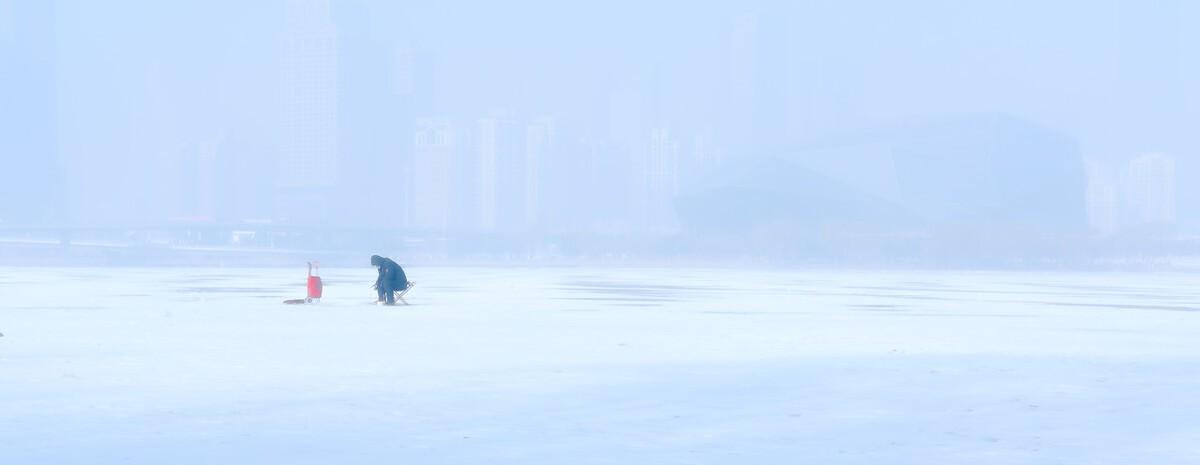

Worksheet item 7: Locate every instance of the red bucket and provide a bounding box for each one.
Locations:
[306,262,323,301]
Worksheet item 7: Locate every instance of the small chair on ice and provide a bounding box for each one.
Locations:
[391,281,415,305]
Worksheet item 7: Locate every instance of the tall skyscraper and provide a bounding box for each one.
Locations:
[749,12,790,154]
[0,1,13,44]
[475,116,500,231]
[524,117,554,229]
[411,118,455,232]
[726,11,790,160]
[1084,159,1118,235]
[475,112,522,232]
[280,0,339,220]
[333,3,419,227]
[1124,153,1176,225]
[176,142,219,221]
[683,133,723,188]
[566,135,633,234]
[0,0,58,224]
[636,128,680,232]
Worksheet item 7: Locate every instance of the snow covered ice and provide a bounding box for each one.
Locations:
[2,267,1200,464]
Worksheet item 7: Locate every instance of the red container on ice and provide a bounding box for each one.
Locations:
[307,262,323,301]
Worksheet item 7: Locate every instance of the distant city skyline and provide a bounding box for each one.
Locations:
[3,0,1198,246]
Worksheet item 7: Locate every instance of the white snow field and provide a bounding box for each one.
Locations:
[2,267,1200,464]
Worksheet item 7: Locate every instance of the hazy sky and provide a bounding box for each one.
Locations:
[3,0,1198,227]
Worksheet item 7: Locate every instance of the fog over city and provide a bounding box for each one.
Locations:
[10,3,1200,463]
[3,0,1199,266]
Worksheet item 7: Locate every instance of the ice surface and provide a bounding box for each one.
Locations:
[2,267,1200,464]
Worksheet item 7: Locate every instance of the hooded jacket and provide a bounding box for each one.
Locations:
[371,255,408,291]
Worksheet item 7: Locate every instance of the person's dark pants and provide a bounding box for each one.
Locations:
[378,281,397,305]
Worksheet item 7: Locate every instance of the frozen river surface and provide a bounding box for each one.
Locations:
[2,267,1199,464]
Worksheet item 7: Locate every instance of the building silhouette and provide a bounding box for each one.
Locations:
[678,114,1086,234]
[523,117,554,230]
[1123,153,1176,226]
[411,119,456,231]
[0,1,58,224]
[636,128,681,232]
[279,0,339,221]
[1084,159,1118,236]
[334,2,418,227]
[474,112,526,232]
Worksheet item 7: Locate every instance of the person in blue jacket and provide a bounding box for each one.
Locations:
[371,255,409,305]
